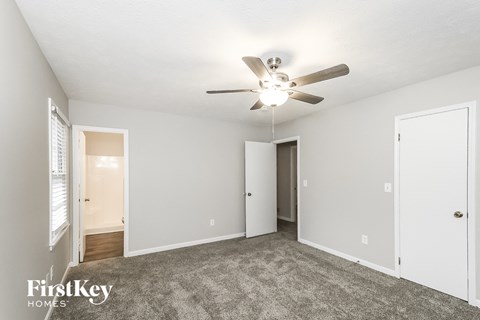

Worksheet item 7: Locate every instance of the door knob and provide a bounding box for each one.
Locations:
[247,193,252,196]
[454,211,464,218]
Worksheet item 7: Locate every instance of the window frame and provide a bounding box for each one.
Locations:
[48,98,71,249]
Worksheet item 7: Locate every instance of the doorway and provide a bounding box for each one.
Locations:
[273,136,300,239]
[394,102,476,304]
[72,126,129,265]
[276,141,298,239]
[244,137,300,239]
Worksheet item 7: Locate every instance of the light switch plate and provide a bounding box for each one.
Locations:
[303,179,308,187]
[384,183,392,193]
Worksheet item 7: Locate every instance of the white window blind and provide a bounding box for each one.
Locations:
[50,100,70,247]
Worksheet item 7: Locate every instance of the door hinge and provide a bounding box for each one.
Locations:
[398,257,401,265]
[398,133,401,141]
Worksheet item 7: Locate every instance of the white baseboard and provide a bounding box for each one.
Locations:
[298,238,396,277]
[126,232,246,257]
[85,225,123,235]
[277,215,295,222]
[44,261,73,320]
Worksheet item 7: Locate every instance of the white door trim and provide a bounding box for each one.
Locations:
[394,101,476,305]
[72,125,130,265]
[272,136,300,239]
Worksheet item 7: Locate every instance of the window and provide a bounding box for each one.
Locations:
[49,98,70,248]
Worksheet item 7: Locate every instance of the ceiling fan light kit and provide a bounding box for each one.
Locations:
[207,56,350,110]
[259,88,289,107]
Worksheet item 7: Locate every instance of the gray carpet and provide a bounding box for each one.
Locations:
[52,221,480,319]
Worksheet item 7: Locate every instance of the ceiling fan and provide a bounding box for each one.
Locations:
[206,56,350,110]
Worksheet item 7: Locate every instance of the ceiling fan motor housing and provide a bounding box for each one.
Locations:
[261,57,290,91]
[260,58,290,107]
[267,57,282,71]
[259,72,289,89]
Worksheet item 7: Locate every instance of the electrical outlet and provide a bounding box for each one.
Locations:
[210,219,215,226]
[384,183,392,193]
[50,265,54,281]
[361,235,368,245]
[303,179,308,187]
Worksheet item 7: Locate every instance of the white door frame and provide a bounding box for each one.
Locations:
[273,136,301,239]
[72,125,130,266]
[394,101,476,305]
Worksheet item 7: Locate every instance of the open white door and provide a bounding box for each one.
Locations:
[79,132,87,262]
[245,141,276,238]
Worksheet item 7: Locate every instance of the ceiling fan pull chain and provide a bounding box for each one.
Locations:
[272,106,275,141]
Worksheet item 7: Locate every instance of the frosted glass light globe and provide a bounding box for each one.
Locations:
[259,89,288,107]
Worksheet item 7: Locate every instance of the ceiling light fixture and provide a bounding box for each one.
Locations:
[259,88,289,107]
[207,56,349,111]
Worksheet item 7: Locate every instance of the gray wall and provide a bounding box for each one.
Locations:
[69,100,269,252]
[0,1,71,319]
[276,66,480,296]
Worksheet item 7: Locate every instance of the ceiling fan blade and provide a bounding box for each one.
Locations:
[288,90,324,104]
[288,64,349,87]
[206,89,255,94]
[250,100,264,110]
[242,56,272,82]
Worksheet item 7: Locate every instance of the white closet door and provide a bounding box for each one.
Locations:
[399,108,468,300]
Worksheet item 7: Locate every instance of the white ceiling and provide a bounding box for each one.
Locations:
[14,0,480,125]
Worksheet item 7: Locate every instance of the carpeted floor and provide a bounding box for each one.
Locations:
[52,220,480,319]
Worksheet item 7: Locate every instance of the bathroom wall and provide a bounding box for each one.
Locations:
[84,132,124,234]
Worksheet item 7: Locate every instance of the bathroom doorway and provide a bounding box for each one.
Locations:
[72,126,129,265]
